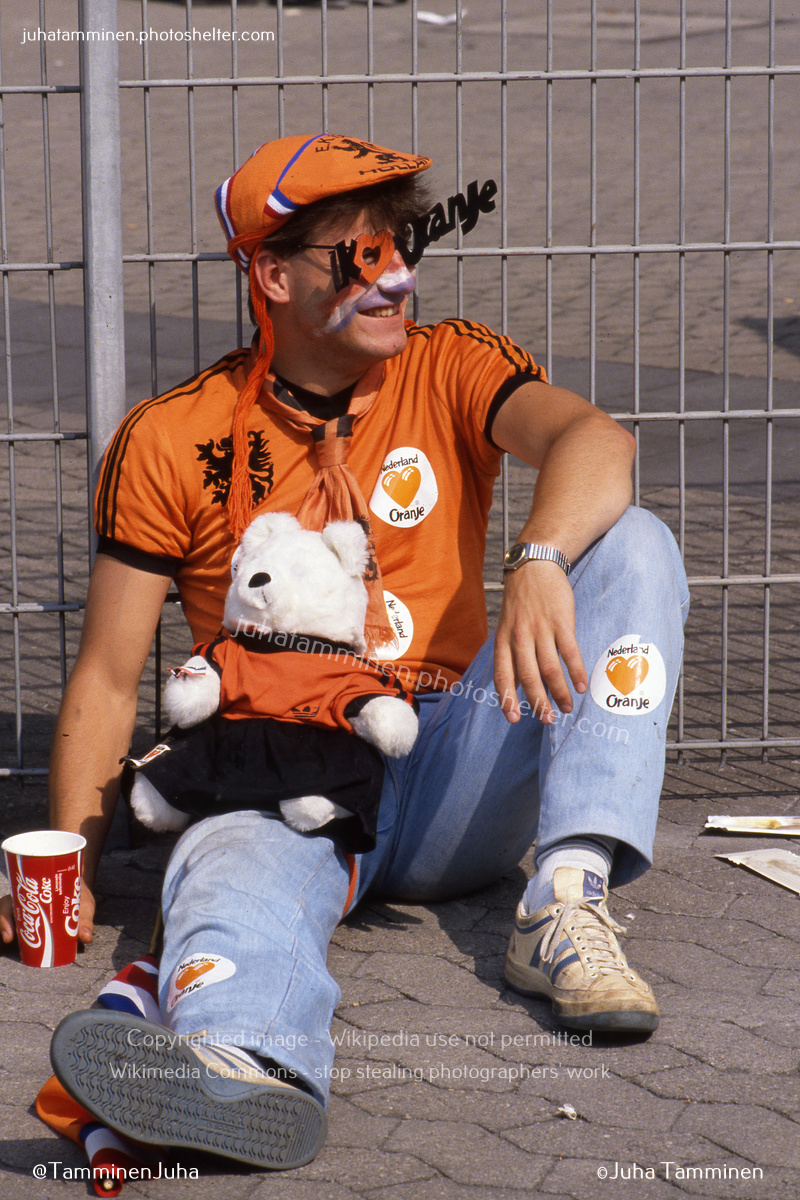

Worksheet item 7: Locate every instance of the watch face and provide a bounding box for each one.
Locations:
[505,544,526,569]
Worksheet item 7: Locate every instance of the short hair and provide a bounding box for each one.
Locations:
[247,173,432,324]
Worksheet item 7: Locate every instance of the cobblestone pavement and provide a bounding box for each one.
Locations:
[2,1,800,1197]
[3,741,800,1200]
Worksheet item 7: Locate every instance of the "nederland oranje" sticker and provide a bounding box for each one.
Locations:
[589,633,667,715]
[369,446,438,528]
[167,952,236,1011]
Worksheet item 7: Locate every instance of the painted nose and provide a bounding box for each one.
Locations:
[377,256,416,298]
[248,572,271,588]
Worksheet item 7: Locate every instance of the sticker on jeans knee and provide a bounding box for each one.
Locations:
[168,952,236,1012]
[589,633,666,714]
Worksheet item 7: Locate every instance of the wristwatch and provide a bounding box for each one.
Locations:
[502,542,571,577]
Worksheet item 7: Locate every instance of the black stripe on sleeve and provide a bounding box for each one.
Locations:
[440,319,544,375]
[484,372,544,449]
[96,349,249,540]
[96,536,182,577]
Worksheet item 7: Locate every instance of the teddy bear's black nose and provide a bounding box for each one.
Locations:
[248,572,271,588]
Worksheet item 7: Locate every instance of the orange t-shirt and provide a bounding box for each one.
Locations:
[95,320,544,691]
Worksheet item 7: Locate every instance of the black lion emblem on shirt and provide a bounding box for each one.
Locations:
[195,430,274,506]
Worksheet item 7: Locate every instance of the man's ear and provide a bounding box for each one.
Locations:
[252,246,291,305]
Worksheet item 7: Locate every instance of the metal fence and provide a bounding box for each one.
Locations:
[1,0,799,777]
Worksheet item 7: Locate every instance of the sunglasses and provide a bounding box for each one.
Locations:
[295,177,499,292]
[298,229,423,292]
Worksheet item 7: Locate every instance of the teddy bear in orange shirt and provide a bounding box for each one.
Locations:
[126,513,418,852]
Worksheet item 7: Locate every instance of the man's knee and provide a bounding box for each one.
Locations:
[595,507,687,601]
[608,505,676,556]
[165,811,275,882]
[162,810,345,914]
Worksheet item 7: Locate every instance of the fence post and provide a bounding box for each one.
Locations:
[79,0,126,547]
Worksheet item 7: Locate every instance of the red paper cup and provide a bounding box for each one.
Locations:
[3,830,86,967]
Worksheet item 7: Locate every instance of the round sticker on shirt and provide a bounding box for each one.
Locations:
[589,633,667,715]
[372,591,414,660]
[369,446,438,528]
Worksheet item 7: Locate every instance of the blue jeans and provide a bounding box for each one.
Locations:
[158,507,689,1104]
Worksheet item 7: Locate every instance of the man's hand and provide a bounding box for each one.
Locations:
[1,882,96,947]
[75,882,96,944]
[0,893,15,945]
[494,561,587,724]
[488,377,635,725]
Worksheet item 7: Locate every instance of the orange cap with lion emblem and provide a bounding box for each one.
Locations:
[215,133,431,272]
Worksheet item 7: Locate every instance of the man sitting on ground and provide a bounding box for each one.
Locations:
[3,133,688,1170]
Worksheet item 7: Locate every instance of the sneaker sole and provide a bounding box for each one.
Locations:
[51,1010,327,1170]
[504,954,660,1033]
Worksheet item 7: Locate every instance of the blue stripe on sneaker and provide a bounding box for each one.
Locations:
[514,914,553,935]
[550,952,581,981]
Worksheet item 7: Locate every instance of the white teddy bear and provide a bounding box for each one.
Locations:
[126,513,418,850]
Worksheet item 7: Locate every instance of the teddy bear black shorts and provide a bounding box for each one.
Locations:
[124,714,385,853]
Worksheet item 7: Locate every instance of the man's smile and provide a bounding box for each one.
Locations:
[361,303,402,318]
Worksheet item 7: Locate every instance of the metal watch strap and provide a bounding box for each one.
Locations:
[503,542,571,577]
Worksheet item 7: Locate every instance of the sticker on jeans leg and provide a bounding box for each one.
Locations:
[589,633,666,714]
[168,953,236,1011]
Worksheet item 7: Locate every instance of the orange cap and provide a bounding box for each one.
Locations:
[215,133,431,270]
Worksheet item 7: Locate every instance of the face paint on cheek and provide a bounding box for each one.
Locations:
[320,288,364,334]
[318,262,417,335]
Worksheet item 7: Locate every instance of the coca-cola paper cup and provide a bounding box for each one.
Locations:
[2,830,85,967]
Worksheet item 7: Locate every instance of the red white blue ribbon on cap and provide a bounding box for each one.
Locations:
[215,135,323,271]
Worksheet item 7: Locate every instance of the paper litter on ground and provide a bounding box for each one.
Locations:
[705,814,800,836]
[716,848,800,895]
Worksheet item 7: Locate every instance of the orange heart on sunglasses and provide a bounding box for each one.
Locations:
[352,231,396,284]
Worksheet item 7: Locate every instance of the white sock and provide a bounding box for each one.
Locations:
[522,836,616,914]
[195,1042,273,1078]
[196,1042,313,1091]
